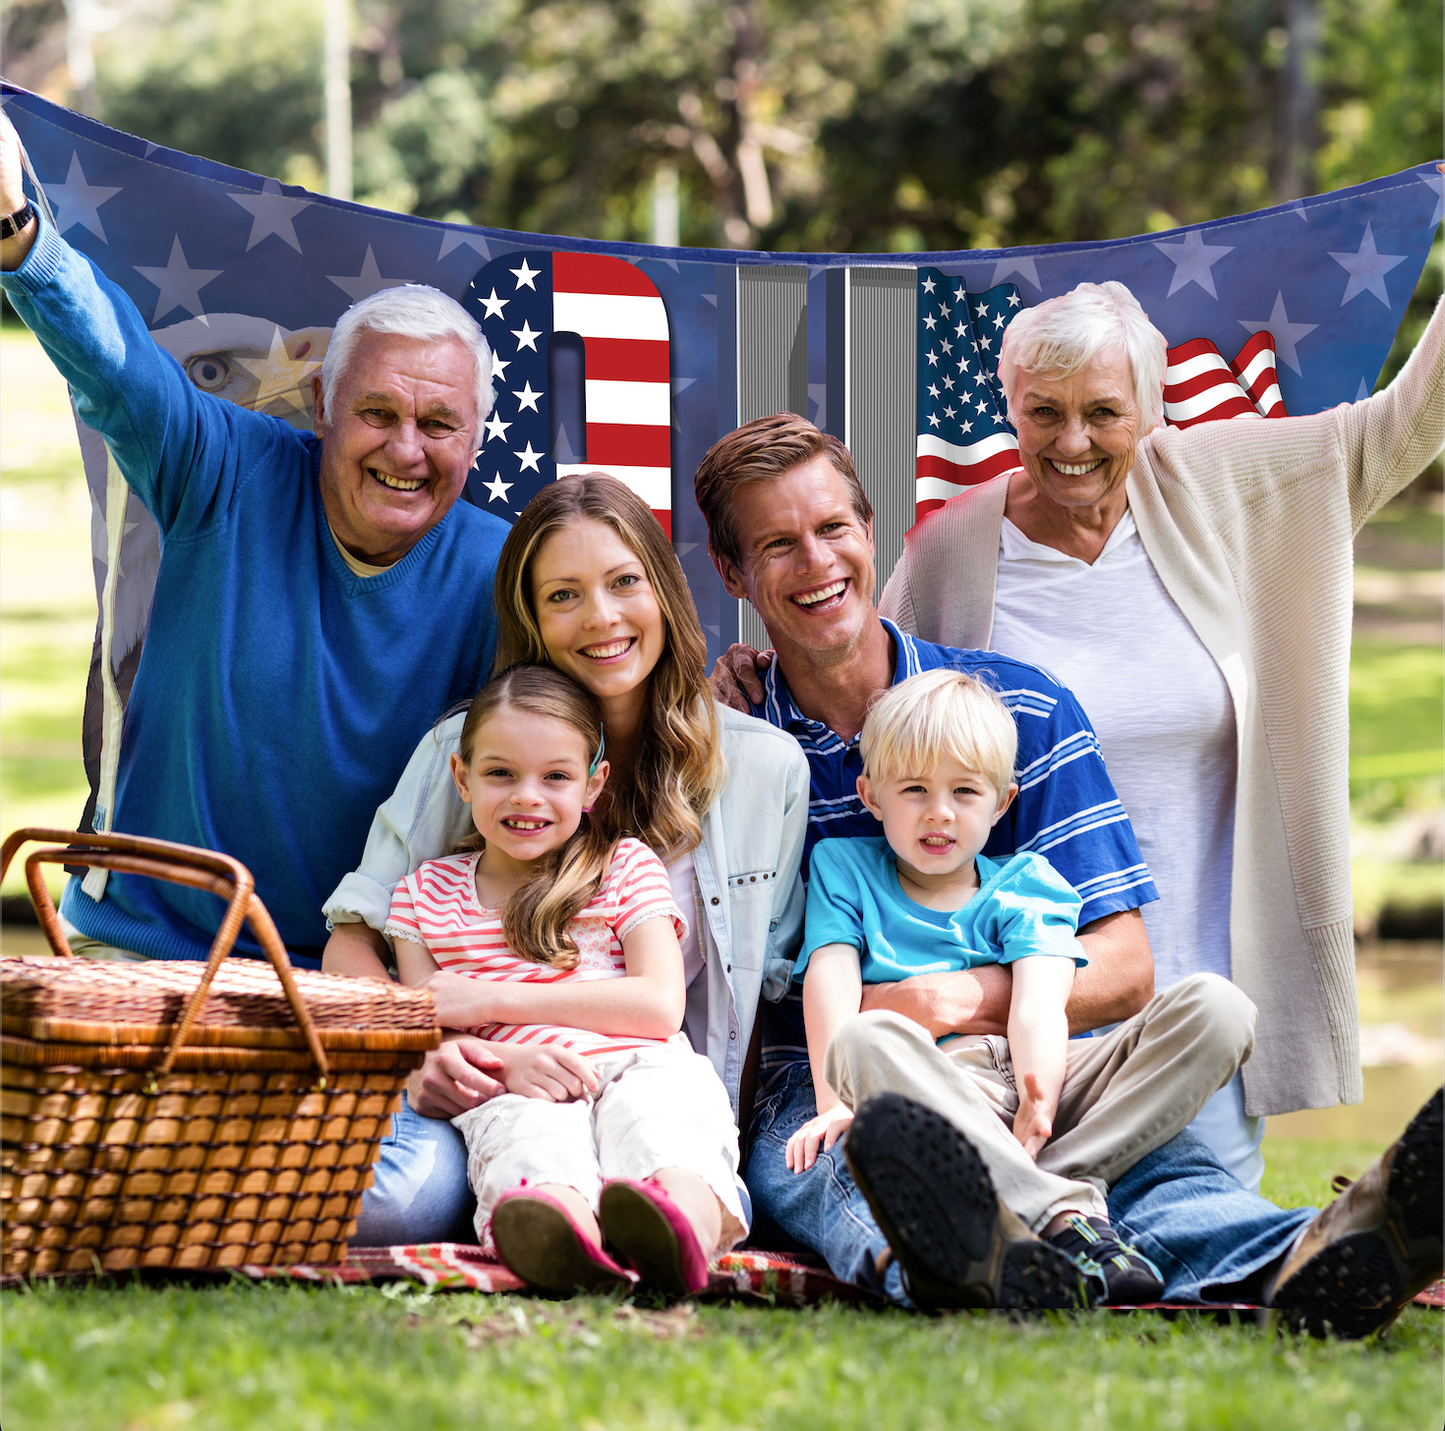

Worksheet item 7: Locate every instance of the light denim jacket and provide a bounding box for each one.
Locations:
[323,702,809,1113]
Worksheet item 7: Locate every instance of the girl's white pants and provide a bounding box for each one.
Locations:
[452,1042,747,1254]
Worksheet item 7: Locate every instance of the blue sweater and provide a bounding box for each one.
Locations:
[2,221,509,965]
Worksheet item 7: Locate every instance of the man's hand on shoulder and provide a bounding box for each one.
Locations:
[708,643,772,711]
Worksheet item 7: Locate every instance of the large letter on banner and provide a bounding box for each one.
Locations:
[462,250,674,536]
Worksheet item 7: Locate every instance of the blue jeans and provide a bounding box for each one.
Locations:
[351,1095,477,1246]
[746,1061,908,1302]
[745,1062,1315,1304]
[1107,1129,1315,1301]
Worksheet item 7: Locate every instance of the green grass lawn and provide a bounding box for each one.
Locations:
[3,1137,1441,1431]
[3,1276,1440,1431]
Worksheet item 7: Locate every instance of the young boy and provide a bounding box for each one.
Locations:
[785,668,1254,1306]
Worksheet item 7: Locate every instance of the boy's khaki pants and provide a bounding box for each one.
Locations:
[824,972,1257,1232]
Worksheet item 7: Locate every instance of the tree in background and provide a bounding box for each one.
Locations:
[2,0,1439,252]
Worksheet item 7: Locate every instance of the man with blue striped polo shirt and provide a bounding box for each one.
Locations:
[694,414,1435,1332]
[695,413,1164,1306]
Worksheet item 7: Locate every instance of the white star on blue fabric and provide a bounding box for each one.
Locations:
[513,382,542,413]
[921,276,936,293]
[483,472,513,502]
[133,235,222,324]
[1153,229,1234,298]
[477,287,509,319]
[228,179,312,252]
[515,441,543,473]
[439,229,491,261]
[511,320,541,352]
[44,152,121,242]
[510,258,541,290]
[483,411,511,442]
[491,352,512,382]
[327,246,412,301]
[1328,223,1407,307]
[990,256,1041,292]
[1237,292,1318,375]
[1418,171,1445,227]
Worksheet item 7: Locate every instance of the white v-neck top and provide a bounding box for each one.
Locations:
[990,511,1238,992]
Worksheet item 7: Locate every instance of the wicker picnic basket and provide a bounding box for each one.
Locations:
[1,828,440,1279]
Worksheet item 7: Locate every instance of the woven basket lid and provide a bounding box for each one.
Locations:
[1,956,438,1052]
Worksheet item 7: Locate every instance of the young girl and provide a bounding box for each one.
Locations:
[385,663,747,1295]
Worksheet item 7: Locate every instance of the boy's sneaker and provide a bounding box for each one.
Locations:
[844,1092,1089,1312]
[1046,1214,1165,1304]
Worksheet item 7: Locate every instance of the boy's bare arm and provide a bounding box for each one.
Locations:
[785,944,863,1173]
[858,907,1152,1038]
[1006,955,1075,1158]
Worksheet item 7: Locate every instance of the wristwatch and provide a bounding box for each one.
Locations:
[0,201,36,239]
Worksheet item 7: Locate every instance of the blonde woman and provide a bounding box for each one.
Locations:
[323,474,809,1245]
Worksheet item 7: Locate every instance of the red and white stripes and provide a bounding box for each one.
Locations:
[1229,331,1287,418]
[552,254,673,537]
[1163,331,1289,429]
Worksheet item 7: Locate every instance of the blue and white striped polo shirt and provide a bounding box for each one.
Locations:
[749,618,1157,1085]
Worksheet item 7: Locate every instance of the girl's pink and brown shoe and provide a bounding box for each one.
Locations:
[598,1178,710,1296]
[491,1188,637,1294]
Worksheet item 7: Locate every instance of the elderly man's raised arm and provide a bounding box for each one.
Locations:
[0,113,269,541]
[0,116,38,270]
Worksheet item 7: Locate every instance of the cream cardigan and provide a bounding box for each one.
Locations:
[879,299,1444,1117]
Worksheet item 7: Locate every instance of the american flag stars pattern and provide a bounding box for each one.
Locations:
[915,269,1025,519]
[462,249,674,534]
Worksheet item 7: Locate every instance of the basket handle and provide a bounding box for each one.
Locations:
[1,828,330,1080]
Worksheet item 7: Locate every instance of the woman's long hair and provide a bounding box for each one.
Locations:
[492,474,724,860]
[453,665,614,969]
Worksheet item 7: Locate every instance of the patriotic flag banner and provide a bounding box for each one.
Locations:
[1163,329,1292,428]
[1230,331,1288,417]
[1,83,1439,831]
[463,249,674,536]
[915,269,1024,517]
[1162,336,1266,428]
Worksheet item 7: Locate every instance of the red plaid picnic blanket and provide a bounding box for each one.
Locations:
[235,1246,1445,1313]
[237,1244,867,1304]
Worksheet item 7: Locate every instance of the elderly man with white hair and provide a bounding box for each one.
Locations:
[0,112,507,978]
[880,276,1444,1192]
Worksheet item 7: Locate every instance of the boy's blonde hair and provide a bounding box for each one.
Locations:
[860,669,1017,797]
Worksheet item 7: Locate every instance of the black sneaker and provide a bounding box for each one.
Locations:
[1264,1085,1443,1339]
[844,1092,1089,1312]
[1046,1214,1165,1304]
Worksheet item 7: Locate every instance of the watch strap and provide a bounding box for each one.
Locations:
[0,201,36,240]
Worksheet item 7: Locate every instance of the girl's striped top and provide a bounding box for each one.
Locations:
[384,837,687,1058]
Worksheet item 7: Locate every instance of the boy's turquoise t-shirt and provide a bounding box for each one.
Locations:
[799,837,1087,983]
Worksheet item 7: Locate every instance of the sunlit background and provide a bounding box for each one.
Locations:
[0,0,1441,1156]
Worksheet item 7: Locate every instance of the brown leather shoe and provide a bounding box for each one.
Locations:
[1264,1086,1442,1338]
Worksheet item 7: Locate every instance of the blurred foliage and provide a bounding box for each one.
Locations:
[5,0,1437,250]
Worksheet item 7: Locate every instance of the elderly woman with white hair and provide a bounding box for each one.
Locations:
[879,279,1444,1188]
